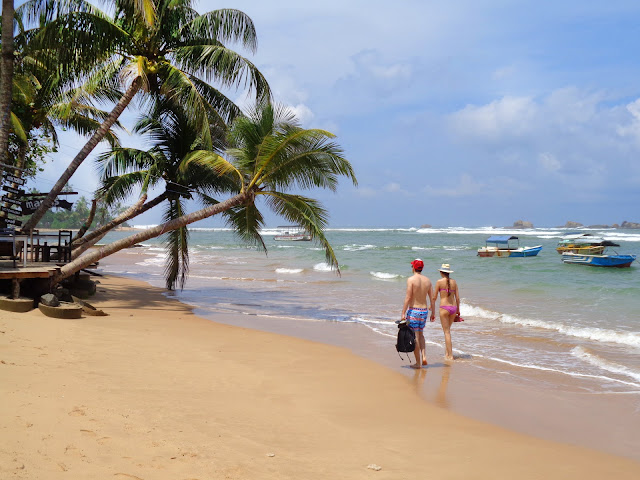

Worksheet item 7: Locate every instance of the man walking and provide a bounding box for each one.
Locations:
[401,259,435,368]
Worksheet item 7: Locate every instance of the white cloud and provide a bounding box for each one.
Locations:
[289,103,315,125]
[538,152,561,172]
[448,96,537,141]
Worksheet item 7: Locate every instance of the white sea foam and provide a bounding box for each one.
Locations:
[275,268,304,274]
[571,347,640,383]
[475,354,640,387]
[463,304,640,348]
[411,246,436,251]
[313,262,336,272]
[442,245,470,251]
[370,271,400,280]
[344,244,376,251]
[147,247,165,252]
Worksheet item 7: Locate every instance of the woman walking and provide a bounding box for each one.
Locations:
[434,264,460,360]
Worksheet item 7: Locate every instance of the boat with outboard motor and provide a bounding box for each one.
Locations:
[477,235,542,257]
[274,225,312,241]
[561,239,636,268]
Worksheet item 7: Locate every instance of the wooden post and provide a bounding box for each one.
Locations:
[11,278,20,298]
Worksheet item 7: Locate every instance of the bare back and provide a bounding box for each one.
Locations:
[436,278,458,306]
[405,274,432,309]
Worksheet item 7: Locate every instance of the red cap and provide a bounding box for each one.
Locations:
[411,259,424,271]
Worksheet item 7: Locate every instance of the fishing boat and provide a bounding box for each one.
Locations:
[556,233,607,255]
[561,252,636,268]
[561,240,636,268]
[477,235,542,257]
[274,225,312,241]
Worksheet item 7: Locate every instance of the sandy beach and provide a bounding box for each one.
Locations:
[1,274,639,479]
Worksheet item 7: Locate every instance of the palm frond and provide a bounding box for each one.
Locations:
[172,44,270,100]
[97,170,151,205]
[262,192,340,273]
[162,198,189,290]
[186,9,258,53]
[180,150,243,186]
[222,203,267,253]
[10,113,28,143]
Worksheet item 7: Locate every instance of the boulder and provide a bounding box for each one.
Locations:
[612,223,620,228]
[40,293,59,307]
[419,224,432,229]
[564,221,583,228]
[512,220,534,229]
[620,221,640,229]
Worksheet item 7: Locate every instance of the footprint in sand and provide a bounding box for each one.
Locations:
[69,406,86,416]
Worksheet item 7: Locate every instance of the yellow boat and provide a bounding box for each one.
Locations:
[556,233,613,255]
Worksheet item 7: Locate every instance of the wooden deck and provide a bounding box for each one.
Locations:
[0,261,62,298]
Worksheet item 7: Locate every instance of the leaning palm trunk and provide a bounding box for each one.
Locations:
[53,192,248,284]
[0,0,15,167]
[71,192,168,249]
[71,230,106,260]
[22,77,142,231]
[72,198,98,242]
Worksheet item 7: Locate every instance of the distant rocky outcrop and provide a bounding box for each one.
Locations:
[563,221,583,228]
[420,224,432,229]
[620,221,640,229]
[587,224,610,229]
[512,220,534,229]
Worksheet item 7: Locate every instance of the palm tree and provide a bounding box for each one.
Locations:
[53,101,357,284]
[20,0,269,231]
[0,0,16,167]
[79,99,235,289]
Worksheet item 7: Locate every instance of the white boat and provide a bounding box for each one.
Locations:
[274,225,311,241]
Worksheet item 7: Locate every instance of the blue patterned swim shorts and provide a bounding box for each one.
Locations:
[406,307,428,332]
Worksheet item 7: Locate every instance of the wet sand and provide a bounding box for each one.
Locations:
[1,273,639,479]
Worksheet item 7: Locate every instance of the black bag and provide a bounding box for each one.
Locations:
[395,321,416,355]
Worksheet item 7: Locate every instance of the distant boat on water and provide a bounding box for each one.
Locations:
[274,225,312,241]
[561,252,636,268]
[560,237,636,268]
[556,233,612,255]
[477,235,542,257]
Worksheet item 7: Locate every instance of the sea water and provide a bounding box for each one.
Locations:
[101,226,640,396]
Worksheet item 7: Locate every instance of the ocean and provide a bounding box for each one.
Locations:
[100,226,640,396]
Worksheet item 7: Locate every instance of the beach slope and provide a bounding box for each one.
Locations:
[1,275,638,479]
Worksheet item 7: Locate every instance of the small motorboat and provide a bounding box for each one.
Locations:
[561,252,636,268]
[477,235,542,257]
[274,225,312,241]
[556,233,610,255]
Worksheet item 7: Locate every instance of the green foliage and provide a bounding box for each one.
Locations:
[21,194,130,229]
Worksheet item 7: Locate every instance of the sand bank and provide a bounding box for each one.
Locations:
[1,274,638,479]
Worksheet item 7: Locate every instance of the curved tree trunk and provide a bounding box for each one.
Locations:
[0,0,15,167]
[53,192,247,284]
[71,191,167,249]
[71,230,106,260]
[21,77,142,231]
[72,198,98,242]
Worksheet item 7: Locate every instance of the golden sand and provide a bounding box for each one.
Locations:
[1,274,638,479]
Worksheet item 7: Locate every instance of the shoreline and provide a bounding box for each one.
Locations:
[2,273,639,478]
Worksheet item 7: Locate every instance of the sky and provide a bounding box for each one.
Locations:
[34,0,640,227]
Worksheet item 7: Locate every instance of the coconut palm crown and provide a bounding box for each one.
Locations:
[96,99,234,289]
[20,0,270,231]
[182,101,358,273]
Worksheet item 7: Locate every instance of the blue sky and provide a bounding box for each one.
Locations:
[36,0,640,227]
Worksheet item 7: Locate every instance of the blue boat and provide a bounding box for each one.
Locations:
[477,235,542,257]
[561,252,636,268]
